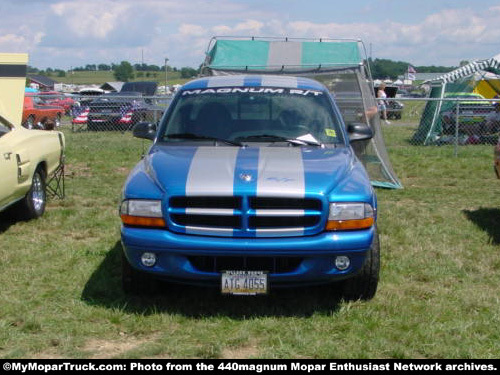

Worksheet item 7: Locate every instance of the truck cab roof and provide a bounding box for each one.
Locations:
[182,75,327,91]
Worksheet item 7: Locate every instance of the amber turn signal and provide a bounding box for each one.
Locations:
[326,217,374,231]
[121,214,166,228]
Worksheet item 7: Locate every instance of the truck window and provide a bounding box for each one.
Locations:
[162,87,344,145]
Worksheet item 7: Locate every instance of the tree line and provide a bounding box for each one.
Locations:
[368,58,461,80]
[28,58,466,82]
[28,62,199,82]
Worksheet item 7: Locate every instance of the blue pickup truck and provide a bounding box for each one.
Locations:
[120,75,379,300]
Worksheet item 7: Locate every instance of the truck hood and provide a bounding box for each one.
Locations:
[145,145,355,198]
[0,53,28,126]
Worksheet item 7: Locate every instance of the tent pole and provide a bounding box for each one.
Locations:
[454,101,460,157]
[426,82,446,145]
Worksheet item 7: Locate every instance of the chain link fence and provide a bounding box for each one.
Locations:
[24,93,500,158]
[376,97,500,158]
[22,93,172,132]
[69,94,172,132]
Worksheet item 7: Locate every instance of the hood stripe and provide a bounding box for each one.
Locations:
[181,146,307,237]
[256,148,305,198]
[233,147,260,238]
[185,146,239,236]
[186,147,239,196]
[185,146,307,197]
[256,147,305,237]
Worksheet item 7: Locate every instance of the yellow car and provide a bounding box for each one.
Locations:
[0,53,65,219]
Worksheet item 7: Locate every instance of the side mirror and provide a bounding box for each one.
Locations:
[347,122,373,142]
[133,122,156,140]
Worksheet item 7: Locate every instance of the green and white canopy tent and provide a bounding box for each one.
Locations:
[202,37,402,189]
[434,54,500,83]
[413,54,500,145]
[203,38,362,74]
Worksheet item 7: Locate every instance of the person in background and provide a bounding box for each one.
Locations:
[377,83,390,124]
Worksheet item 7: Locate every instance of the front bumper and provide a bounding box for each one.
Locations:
[121,225,375,287]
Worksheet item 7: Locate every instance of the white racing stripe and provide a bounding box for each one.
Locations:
[207,76,246,87]
[256,148,306,237]
[256,148,305,197]
[186,147,239,196]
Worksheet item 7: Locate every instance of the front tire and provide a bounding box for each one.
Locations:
[24,115,35,129]
[55,113,62,128]
[16,167,47,220]
[341,227,380,301]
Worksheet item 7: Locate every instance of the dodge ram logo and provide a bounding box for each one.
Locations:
[239,173,253,182]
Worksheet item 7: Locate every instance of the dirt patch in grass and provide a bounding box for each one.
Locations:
[65,163,92,178]
[222,340,259,359]
[83,335,156,359]
[114,167,131,175]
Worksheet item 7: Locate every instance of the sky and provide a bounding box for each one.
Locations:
[1,0,499,70]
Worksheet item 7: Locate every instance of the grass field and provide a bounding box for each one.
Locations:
[0,121,499,359]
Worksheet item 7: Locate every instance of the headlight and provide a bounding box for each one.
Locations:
[120,199,165,228]
[326,203,374,231]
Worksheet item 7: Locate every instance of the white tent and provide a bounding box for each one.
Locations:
[432,54,500,83]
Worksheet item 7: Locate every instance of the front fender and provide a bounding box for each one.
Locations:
[122,159,164,200]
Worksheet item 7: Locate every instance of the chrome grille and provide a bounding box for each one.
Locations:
[168,196,323,237]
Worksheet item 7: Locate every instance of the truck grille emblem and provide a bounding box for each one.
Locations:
[239,173,253,182]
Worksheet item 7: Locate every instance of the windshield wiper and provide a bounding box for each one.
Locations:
[165,133,242,147]
[236,134,323,147]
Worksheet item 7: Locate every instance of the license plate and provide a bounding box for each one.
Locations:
[221,271,268,295]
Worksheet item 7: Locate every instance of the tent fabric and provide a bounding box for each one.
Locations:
[474,78,500,99]
[414,53,500,145]
[202,37,402,189]
[433,55,500,83]
[205,39,362,74]
[208,40,270,70]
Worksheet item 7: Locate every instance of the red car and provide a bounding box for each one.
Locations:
[22,94,64,129]
[38,91,75,114]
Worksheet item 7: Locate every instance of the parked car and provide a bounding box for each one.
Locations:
[75,82,164,131]
[0,115,65,218]
[440,93,497,141]
[86,92,162,131]
[73,87,106,106]
[120,75,379,300]
[0,52,64,218]
[22,94,64,129]
[38,91,75,115]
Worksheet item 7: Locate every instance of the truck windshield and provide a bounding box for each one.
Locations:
[160,87,344,146]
